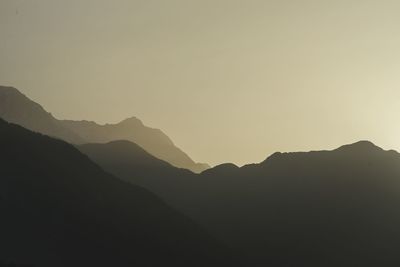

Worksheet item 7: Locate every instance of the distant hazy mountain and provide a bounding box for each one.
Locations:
[0,86,83,143]
[80,139,400,267]
[0,119,235,267]
[0,86,209,173]
[61,118,209,173]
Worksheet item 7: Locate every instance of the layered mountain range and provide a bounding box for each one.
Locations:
[0,118,234,267]
[79,139,400,267]
[0,86,209,173]
[2,85,400,266]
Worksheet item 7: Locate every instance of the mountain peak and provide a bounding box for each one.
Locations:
[118,116,144,126]
[0,85,30,101]
[260,141,387,166]
[335,140,383,153]
[0,85,21,93]
[202,163,239,175]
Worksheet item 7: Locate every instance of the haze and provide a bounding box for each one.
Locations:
[1,0,400,166]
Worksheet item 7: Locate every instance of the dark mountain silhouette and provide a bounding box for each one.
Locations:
[0,86,209,173]
[201,163,240,176]
[0,119,236,267]
[79,139,400,267]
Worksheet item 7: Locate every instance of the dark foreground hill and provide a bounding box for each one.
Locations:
[0,86,209,173]
[80,140,400,267]
[0,119,235,267]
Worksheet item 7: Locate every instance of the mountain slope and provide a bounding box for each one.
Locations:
[0,86,209,173]
[77,140,200,209]
[79,139,400,267]
[0,119,234,267]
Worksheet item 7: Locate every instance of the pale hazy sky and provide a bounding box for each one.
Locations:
[1,0,400,166]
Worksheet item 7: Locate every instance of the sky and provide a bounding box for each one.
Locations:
[1,0,400,166]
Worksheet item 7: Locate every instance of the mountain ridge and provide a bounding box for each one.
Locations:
[0,85,209,173]
[78,138,400,266]
[0,86,84,143]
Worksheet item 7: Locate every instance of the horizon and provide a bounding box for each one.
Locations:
[2,84,399,167]
[1,0,400,166]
